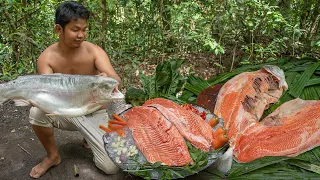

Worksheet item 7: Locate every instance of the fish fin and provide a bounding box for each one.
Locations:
[214,147,234,174]
[84,103,103,114]
[13,99,30,106]
[262,65,288,90]
[46,113,58,116]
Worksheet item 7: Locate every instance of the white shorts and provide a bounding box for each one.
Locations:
[29,107,119,174]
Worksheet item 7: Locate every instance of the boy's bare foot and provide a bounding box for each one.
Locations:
[30,155,61,179]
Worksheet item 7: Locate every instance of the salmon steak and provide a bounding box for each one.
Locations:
[234,98,320,162]
[212,65,320,163]
[143,98,213,152]
[123,106,193,166]
[214,65,288,146]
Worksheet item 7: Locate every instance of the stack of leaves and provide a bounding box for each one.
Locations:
[125,59,187,106]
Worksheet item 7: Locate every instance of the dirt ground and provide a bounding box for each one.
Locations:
[0,101,218,180]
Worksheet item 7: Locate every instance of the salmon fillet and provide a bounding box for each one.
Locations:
[143,98,213,152]
[212,65,320,163]
[234,99,320,162]
[123,106,193,166]
[214,69,285,146]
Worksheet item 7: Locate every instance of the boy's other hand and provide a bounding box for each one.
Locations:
[97,72,120,91]
[97,72,108,77]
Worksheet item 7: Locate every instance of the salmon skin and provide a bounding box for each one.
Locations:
[0,74,124,117]
[196,83,224,113]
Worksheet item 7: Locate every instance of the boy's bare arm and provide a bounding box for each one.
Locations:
[37,52,54,74]
[93,45,122,88]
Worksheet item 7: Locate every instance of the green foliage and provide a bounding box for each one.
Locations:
[225,146,320,179]
[1,0,319,83]
[125,88,147,106]
[125,59,187,105]
[288,61,320,98]
[140,59,186,99]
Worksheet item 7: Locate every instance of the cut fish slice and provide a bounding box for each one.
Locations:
[123,106,193,166]
[214,66,287,146]
[234,99,320,162]
[143,98,213,152]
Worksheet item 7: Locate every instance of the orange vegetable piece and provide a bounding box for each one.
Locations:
[212,133,229,150]
[116,129,125,137]
[108,119,127,126]
[212,127,226,138]
[99,125,112,133]
[208,117,220,127]
[108,124,125,130]
[112,114,127,123]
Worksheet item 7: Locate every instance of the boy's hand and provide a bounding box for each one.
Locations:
[97,72,120,91]
[97,72,108,77]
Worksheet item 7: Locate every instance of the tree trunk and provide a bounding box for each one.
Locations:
[101,0,107,50]
[158,0,173,51]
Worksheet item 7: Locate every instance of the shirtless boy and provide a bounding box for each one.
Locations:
[29,1,121,178]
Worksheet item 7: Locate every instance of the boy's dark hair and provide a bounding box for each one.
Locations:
[55,1,90,29]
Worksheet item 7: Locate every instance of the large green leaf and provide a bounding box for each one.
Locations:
[228,163,320,180]
[155,59,185,96]
[288,61,320,98]
[227,157,289,177]
[138,59,186,101]
[306,78,320,86]
[292,146,320,163]
[300,86,319,100]
[285,159,320,174]
[184,75,210,95]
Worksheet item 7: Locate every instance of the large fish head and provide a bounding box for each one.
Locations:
[93,76,125,102]
[262,65,288,90]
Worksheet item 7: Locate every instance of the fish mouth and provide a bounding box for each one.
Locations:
[111,90,125,99]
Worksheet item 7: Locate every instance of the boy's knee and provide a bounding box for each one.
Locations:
[29,107,54,128]
[92,152,119,174]
[95,160,119,174]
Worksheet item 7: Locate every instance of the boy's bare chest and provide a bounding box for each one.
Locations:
[51,54,98,75]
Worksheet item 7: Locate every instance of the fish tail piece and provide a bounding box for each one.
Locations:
[0,84,7,104]
[13,99,31,106]
[214,147,234,175]
[0,96,7,105]
[0,93,9,105]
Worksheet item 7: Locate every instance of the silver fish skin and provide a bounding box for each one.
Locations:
[0,74,124,117]
[262,65,288,90]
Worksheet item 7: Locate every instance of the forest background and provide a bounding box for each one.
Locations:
[0,0,319,88]
[1,0,320,179]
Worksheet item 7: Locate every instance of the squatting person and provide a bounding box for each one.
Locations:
[29,1,122,178]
